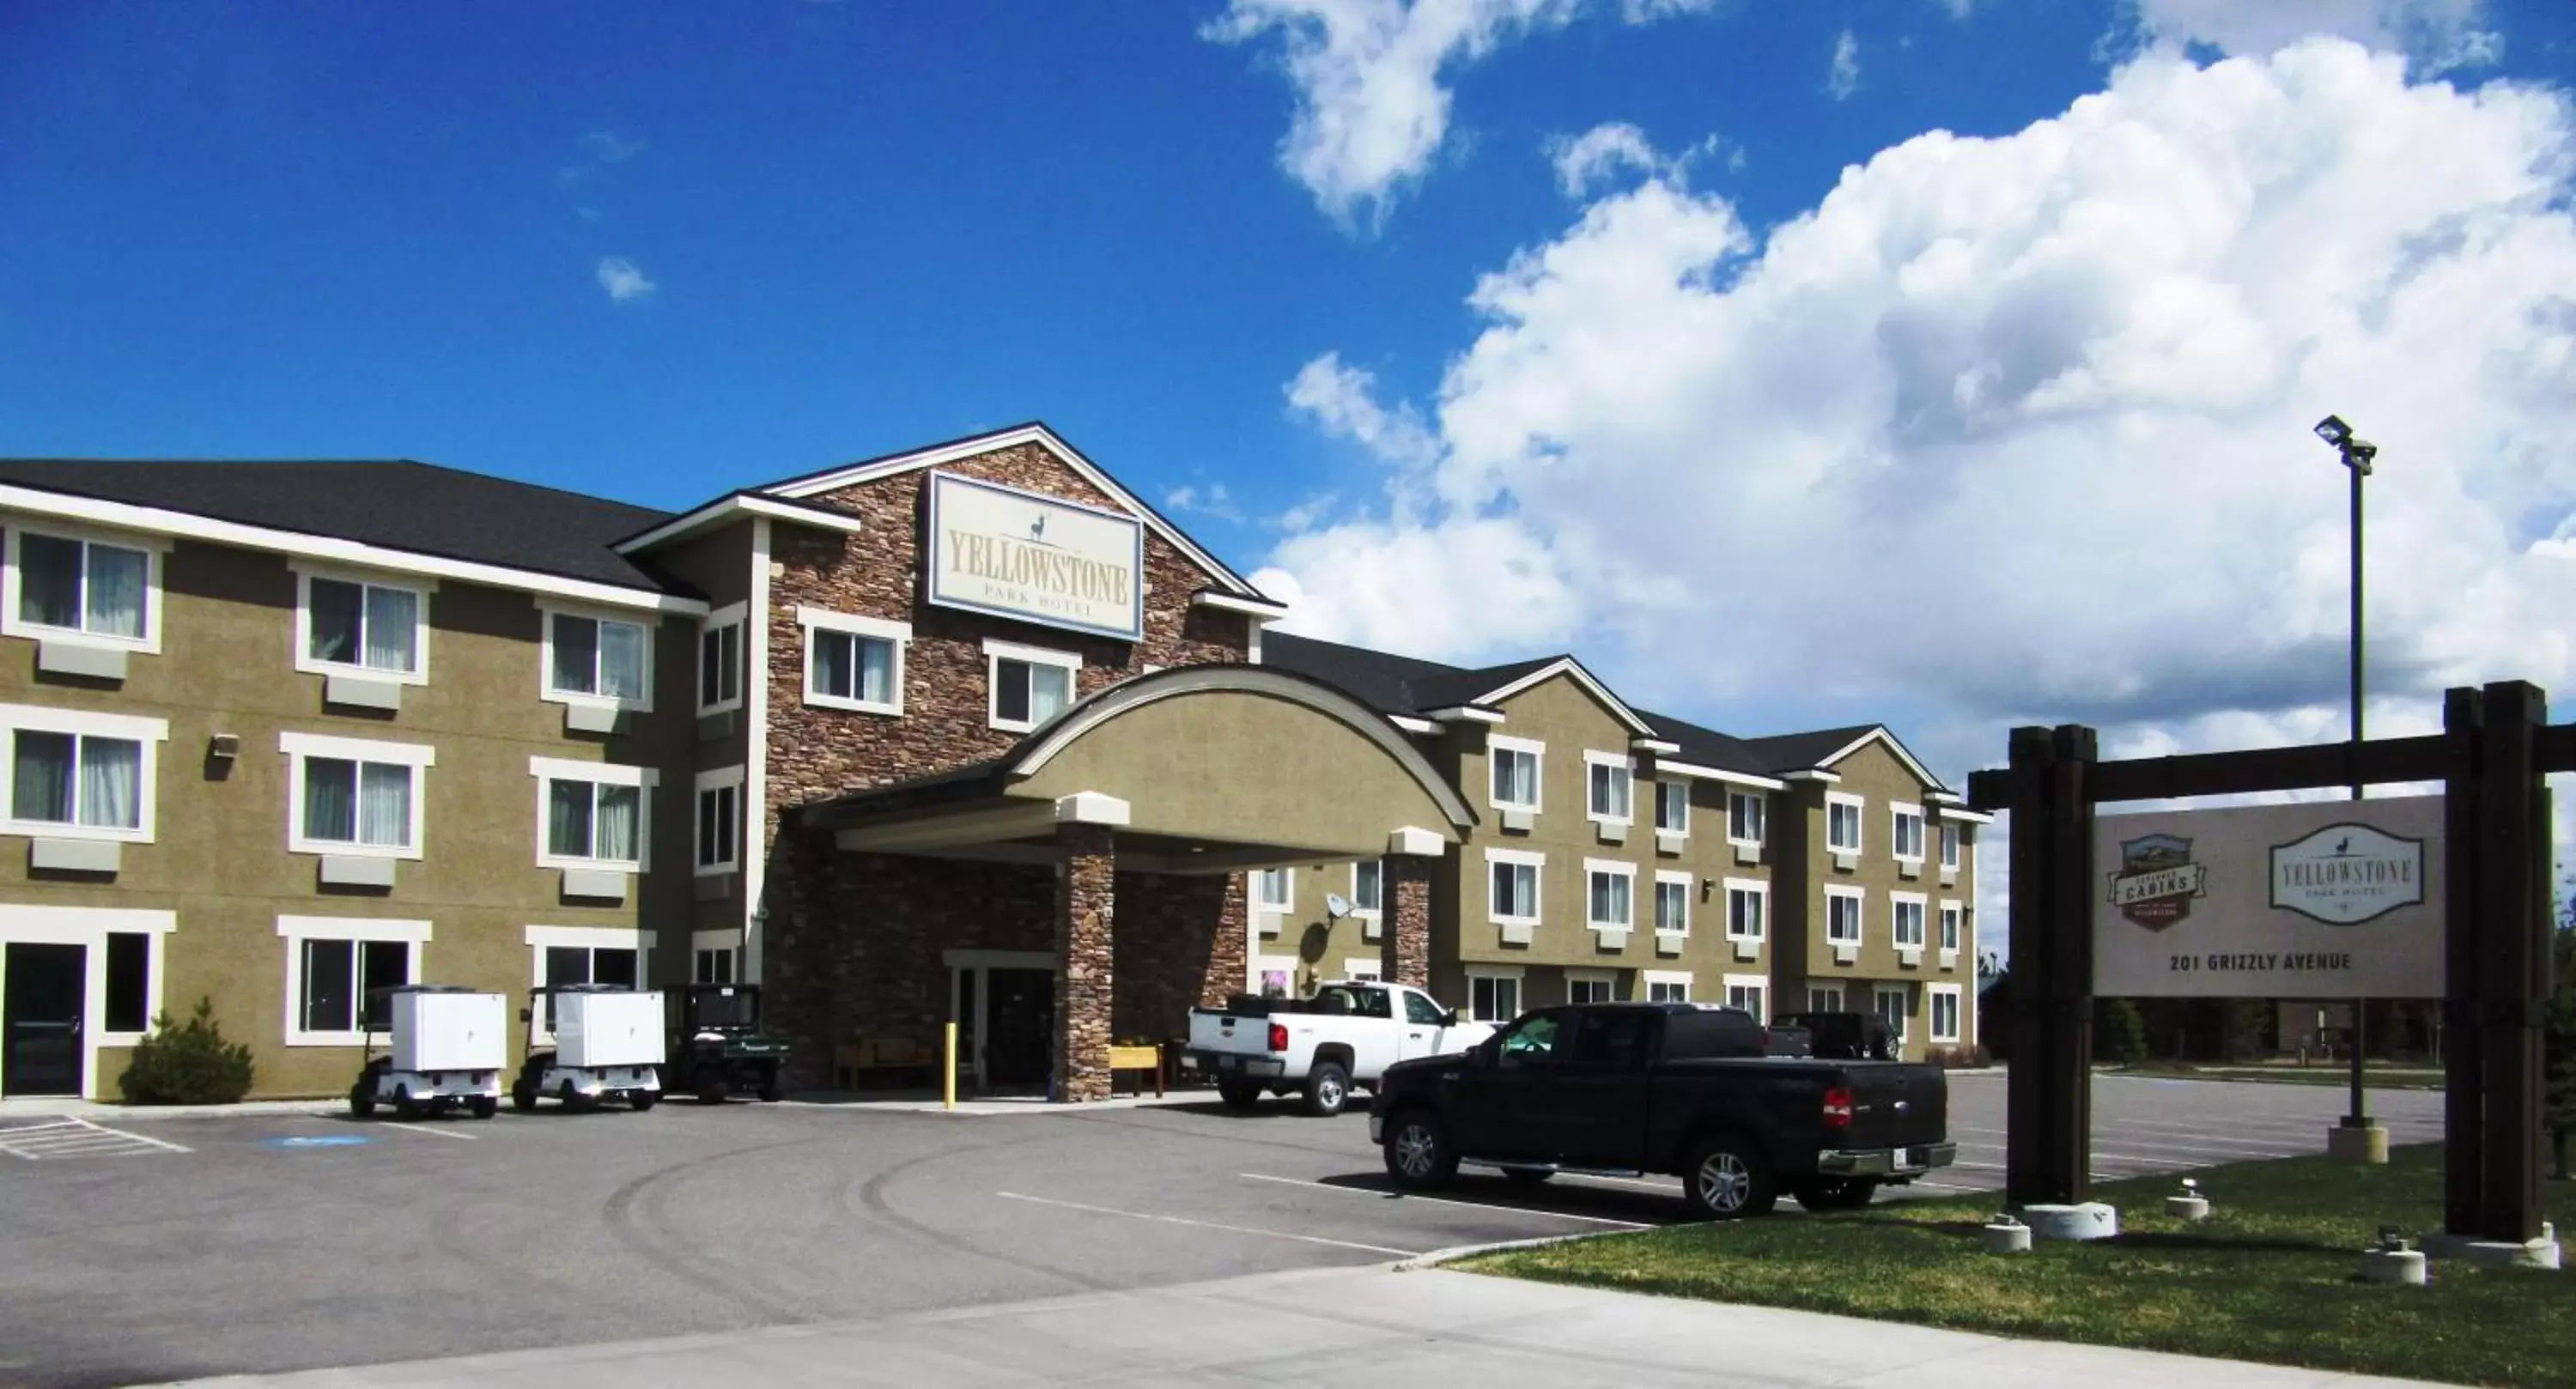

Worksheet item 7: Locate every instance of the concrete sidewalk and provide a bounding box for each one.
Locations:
[0,1097,343,1122]
[155,1262,2453,1388]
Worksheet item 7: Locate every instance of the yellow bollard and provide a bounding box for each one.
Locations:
[943,1020,957,1111]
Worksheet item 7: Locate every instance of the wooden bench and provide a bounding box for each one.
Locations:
[835,1036,934,1089]
[1109,1042,1165,1097]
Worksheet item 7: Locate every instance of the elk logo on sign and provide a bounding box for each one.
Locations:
[2106,834,2207,931]
[2269,822,2423,925]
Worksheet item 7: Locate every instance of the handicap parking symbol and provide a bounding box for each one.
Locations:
[264,1135,372,1149]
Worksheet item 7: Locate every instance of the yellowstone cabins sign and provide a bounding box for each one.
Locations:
[927,471,1145,641]
[2090,794,2442,998]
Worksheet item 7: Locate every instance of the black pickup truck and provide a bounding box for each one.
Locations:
[1368,1002,1954,1219]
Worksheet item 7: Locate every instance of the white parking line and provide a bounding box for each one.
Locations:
[1241,1172,1653,1228]
[0,1118,190,1160]
[367,1121,478,1142]
[996,1191,1423,1257]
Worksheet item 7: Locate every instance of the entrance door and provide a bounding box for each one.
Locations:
[3,943,87,1097]
[982,967,1055,1089]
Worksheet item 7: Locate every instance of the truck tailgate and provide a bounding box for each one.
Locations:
[1188,1008,1272,1056]
[1839,1063,1947,1150]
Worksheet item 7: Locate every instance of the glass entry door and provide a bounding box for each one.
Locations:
[3,943,86,1097]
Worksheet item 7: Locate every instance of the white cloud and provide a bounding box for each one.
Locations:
[595,257,656,302]
[1166,482,1248,524]
[1826,29,1861,100]
[1939,0,1976,17]
[1205,0,1716,227]
[1549,122,1664,197]
[1265,39,2576,816]
[2126,0,2502,73]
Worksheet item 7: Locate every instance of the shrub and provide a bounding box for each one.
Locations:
[2093,998,2149,1065]
[117,998,254,1105]
[1928,1044,1992,1069]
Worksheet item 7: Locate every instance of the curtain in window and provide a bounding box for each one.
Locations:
[303,938,355,1034]
[598,621,644,700]
[77,736,139,829]
[358,763,410,847]
[814,632,854,699]
[1355,861,1381,912]
[307,579,363,664]
[304,757,357,840]
[596,785,639,862]
[363,585,416,671]
[552,616,598,694]
[549,779,592,858]
[11,730,72,822]
[86,545,147,638]
[17,535,82,629]
[859,636,894,704]
[1029,664,1070,723]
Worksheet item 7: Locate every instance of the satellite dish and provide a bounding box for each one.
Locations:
[1324,893,1352,920]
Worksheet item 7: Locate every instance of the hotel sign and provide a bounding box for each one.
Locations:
[926,471,1145,641]
[2091,795,2442,999]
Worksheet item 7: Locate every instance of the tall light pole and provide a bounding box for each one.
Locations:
[2314,414,2377,1132]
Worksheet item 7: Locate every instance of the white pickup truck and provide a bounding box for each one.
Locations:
[1182,980,1497,1116]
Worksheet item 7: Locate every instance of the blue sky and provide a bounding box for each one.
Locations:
[6,0,2576,817]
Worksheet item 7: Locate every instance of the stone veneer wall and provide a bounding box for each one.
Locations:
[1054,824,1116,1101]
[1111,870,1247,1043]
[1380,857,1433,988]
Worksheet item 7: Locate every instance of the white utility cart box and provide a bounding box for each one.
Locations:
[556,989,665,1069]
[391,989,507,1073]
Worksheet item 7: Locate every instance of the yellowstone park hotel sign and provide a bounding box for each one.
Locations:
[2091,795,2443,998]
[927,471,1145,641]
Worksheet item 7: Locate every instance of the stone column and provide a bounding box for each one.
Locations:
[1380,839,1437,991]
[1203,870,1249,1005]
[1054,822,1116,1102]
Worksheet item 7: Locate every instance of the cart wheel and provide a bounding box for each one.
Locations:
[758,1071,783,1103]
[392,1085,421,1122]
[630,1089,658,1112]
[349,1084,376,1119]
[469,1095,497,1120]
[560,1078,586,1113]
[698,1076,728,1105]
[511,1081,538,1113]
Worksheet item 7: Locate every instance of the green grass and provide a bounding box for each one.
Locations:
[1456,1145,2568,1387]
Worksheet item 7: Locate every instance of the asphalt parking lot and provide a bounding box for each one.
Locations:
[0,1072,2446,1389]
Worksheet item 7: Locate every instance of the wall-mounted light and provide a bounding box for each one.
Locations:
[207,732,239,761]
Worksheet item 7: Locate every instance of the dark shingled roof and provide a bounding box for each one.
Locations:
[1740,725,1885,774]
[0,459,678,592]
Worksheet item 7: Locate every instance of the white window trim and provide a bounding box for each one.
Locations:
[1566,967,1618,1004]
[1583,750,1635,826]
[276,914,432,1048]
[1722,876,1768,941]
[1891,889,1930,949]
[1939,899,1965,956]
[1488,733,1546,813]
[0,520,168,653]
[529,755,658,873]
[800,607,912,716]
[1940,822,1962,871]
[0,906,176,1097]
[279,731,435,860]
[291,565,434,685]
[1464,963,1526,1022]
[697,600,747,716]
[1723,973,1769,1019]
[1929,983,1964,1044]
[692,927,744,984]
[1485,846,1544,926]
[1807,982,1846,1012]
[1726,790,1765,847]
[1825,791,1866,855]
[1642,968,1692,1002]
[1583,857,1636,931]
[526,924,657,1045]
[1891,802,1927,864]
[1651,869,1692,937]
[1340,956,1384,982]
[1251,865,1295,914]
[983,637,1082,733]
[1823,883,1867,945]
[1875,985,1911,1045]
[1349,859,1382,919]
[0,703,170,844]
[1653,779,1690,835]
[694,764,745,876]
[539,603,658,714]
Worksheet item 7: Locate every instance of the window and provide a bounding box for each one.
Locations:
[1341,958,1384,983]
[298,573,425,679]
[1826,792,1864,854]
[1469,970,1522,1022]
[985,639,1078,732]
[1643,971,1692,1004]
[9,732,140,834]
[698,604,744,714]
[530,925,648,1034]
[1806,983,1845,1013]
[1252,867,1293,913]
[1929,986,1962,1043]
[1352,859,1382,916]
[281,731,432,858]
[6,527,157,647]
[693,929,742,985]
[1941,822,1962,871]
[1496,1010,1561,1061]
[1727,791,1765,845]
[1568,973,1616,1005]
[1402,992,1445,1026]
[1654,871,1691,937]
[1489,735,1543,811]
[1892,893,1928,949]
[1825,886,1864,946]
[1585,860,1633,931]
[532,757,653,870]
[1940,901,1964,954]
[104,931,150,1034]
[1892,804,1927,862]
[802,609,910,715]
[1487,849,1541,924]
[545,610,652,707]
[1565,1009,1652,1067]
[1875,986,1910,1045]
[1725,879,1766,941]
[1654,780,1689,834]
[279,915,428,1045]
[1586,753,1632,823]
[695,767,744,875]
[1725,975,1768,1022]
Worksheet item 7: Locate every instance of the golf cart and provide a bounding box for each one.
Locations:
[512,984,665,1112]
[664,982,790,1104]
[349,985,507,1120]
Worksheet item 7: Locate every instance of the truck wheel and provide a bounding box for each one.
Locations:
[631,1089,659,1112]
[1216,1079,1263,1110]
[560,1078,587,1113]
[392,1085,421,1122]
[1499,1167,1555,1185]
[1382,1110,1458,1190]
[511,1081,538,1113]
[1793,1178,1879,1211]
[469,1095,498,1120]
[1302,1062,1351,1117]
[757,1071,783,1103]
[349,1084,375,1119]
[698,1076,729,1106]
[1683,1136,1776,1220]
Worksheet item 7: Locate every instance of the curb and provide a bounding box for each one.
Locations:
[1394,1227,1627,1272]
[0,1099,346,1123]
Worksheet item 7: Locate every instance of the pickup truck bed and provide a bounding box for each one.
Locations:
[1184,981,1493,1117]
